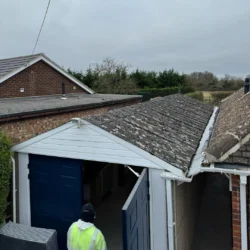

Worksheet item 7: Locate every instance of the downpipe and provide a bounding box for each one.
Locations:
[240,176,247,250]
[11,156,16,223]
[166,179,176,250]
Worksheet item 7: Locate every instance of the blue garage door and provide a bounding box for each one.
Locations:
[29,155,83,250]
[122,168,150,250]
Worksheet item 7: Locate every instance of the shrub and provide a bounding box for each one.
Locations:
[208,91,233,105]
[0,132,12,225]
[137,86,194,101]
[185,91,204,102]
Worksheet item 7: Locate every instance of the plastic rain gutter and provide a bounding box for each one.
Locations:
[11,156,16,223]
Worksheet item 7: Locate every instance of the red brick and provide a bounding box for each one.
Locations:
[0,99,140,144]
[0,61,86,98]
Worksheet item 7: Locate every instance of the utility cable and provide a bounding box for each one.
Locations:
[32,0,52,54]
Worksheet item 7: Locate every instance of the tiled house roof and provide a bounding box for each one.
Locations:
[0,54,41,79]
[206,88,250,164]
[87,94,214,171]
[0,53,94,94]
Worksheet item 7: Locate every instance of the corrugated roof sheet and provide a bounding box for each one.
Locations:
[206,88,250,160]
[0,54,42,79]
[87,94,214,171]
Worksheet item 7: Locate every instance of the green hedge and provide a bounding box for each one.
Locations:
[209,91,233,105]
[136,86,194,101]
[185,91,204,102]
[0,132,12,225]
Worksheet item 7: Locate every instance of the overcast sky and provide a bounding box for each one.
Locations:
[1,0,250,76]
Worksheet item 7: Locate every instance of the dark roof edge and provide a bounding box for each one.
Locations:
[0,96,142,123]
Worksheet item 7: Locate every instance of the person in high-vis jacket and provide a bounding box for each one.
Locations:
[67,203,107,250]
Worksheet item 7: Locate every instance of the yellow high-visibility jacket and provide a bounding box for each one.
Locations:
[67,220,107,250]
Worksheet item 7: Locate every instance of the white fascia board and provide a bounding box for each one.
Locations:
[84,121,184,176]
[188,107,218,177]
[0,55,94,94]
[41,56,94,94]
[11,122,75,152]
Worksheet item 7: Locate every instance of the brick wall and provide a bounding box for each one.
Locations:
[0,60,87,98]
[227,141,250,165]
[0,99,140,145]
[232,175,241,250]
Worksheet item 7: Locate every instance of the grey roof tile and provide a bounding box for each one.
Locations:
[206,88,250,160]
[87,94,214,171]
[0,54,42,79]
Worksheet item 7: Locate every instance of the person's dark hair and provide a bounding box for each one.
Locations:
[81,203,96,223]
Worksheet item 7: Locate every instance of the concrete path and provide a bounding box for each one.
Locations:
[95,187,130,250]
[192,174,232,250]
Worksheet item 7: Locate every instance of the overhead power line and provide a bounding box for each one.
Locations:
[32,0,52,54]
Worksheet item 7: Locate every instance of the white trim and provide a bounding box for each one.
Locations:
[149,169,154,250]
[192,163,250,176]
[12,120,184,175]
[83,121,184,176]
[0,54,94,94]
[11,157,16,223]
[161,172,192,182]
[240,175,248,250]
[18,153,31,226]
[188,107,218,177]
[149,169,168,250]
[166,180,175,250]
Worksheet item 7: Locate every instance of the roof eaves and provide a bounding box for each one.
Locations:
[40,54,94,94]
[188,107,219,177]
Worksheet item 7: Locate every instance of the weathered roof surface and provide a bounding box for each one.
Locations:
[87,94,214,171]
[0,54,41,79]
[206,88,250,160]
[0,93,141,121]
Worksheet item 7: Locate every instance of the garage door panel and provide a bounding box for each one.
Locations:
[29,154,83,250]
[122,168,150,250]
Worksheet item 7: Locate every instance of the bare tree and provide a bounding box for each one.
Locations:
[91,58,137,94]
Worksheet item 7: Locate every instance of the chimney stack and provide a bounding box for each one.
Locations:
[244,78,250,94]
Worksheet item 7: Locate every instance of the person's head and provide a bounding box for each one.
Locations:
[80,203,96,223]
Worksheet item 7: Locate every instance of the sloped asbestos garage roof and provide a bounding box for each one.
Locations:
[206,88,250,161]
[87,94,214,171]
[13,94,213,173]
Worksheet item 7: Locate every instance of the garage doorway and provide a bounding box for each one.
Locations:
[82,161,150,250]
[192,173,232,250]
[29,155,150,250]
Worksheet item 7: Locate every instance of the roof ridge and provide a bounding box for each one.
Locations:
[0,53,43,61]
